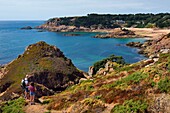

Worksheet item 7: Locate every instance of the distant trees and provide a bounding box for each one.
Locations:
[47,13,170,28]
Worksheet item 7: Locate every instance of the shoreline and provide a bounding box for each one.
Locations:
[36,24,170,39]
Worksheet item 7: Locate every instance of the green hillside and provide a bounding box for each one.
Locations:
[47,13,170,28]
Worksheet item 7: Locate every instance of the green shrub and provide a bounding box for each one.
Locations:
[145,23,155,28]
[67,79,94,92]
[93,54,125,75]
[1,97,26,113]
[123,72,149,84]
[101,72,148,89]
[95,95,102,99]
[111,99,148,113]
[158,77,170,93]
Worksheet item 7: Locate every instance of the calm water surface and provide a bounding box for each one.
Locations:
[0,21,146,72]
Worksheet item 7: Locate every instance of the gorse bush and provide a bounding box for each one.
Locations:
[123,72,149,84]
[158,77,170,93]
[101,71,148,89]
[111,99,148,113]
[67,79,94,92]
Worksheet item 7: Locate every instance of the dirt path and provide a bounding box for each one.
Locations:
[102,103,118,113]
[24,103,48,113]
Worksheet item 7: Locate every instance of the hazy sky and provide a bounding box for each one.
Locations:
[0,0,169,20]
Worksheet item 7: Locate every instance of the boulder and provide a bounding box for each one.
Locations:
[21,26,32,30]
[160,49,170,54]
[126,42,143,48]
[63,34,81,36]
[88,66,94,76]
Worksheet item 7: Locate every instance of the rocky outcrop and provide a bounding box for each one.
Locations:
[126,42,143,48]
[0,41,85,100]
[144,33,170,56]
[88,66,94,76]
[36,24,91,32]
[94,28,140,38]
[149,94,170,113]
[21,26,32,30]
[63,33,81,36]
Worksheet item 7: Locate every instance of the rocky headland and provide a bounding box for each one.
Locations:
[126,33,170,57]
[0,41,85,101]
[35,13,170,39]
[37,20,170,39]
[36,21,142,38]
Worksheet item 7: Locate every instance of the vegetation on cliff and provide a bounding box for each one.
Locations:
[0,41,84,101]
[46,13,170,29]
[0,33,170,112]
[93,54,126,74]
[30,33,169,112]
[0,97,26,113]
[34,51,169,113]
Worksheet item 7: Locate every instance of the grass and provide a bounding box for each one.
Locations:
[0,97,26,113]
[67,79,94,93]
[158,77,170,93]
[101,71,149,90]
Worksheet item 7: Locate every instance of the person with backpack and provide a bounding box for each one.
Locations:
[21,74,29,99]
[28,82,37,105]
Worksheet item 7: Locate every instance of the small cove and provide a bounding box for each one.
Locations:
[0,21,146,72]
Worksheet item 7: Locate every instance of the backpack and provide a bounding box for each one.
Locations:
[21,79,26,89]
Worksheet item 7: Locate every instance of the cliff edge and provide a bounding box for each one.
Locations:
[0,41,85,100]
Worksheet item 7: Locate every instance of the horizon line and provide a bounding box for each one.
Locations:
[0,12,169,21]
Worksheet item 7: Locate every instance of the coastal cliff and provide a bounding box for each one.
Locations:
[36,13,170,39]
[0,41,85,101]
[31,33,169,113]
[0,33,170,113]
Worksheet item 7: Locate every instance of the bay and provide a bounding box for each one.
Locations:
[0,21,146,72]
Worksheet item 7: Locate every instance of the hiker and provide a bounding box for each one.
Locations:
[21,74,29,99]
[28,82,37,105]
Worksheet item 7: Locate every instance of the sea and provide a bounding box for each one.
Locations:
[0,21,146,72]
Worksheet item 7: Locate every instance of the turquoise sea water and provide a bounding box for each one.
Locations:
[0,21,146,72]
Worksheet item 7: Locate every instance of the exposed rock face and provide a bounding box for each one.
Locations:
[88,66,94,76]
[94,28,139,38]
[127,33,170,58]
[144,33,170,56]
[149,94,170,113]
[36,24,91,32]
[0,41,85,100]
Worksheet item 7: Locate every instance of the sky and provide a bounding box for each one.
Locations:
[0,0,170,20]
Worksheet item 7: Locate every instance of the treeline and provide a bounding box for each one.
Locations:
[47,13,170,28]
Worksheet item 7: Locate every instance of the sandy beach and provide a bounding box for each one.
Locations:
[126,28,170,39]
[90,27,170,39]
